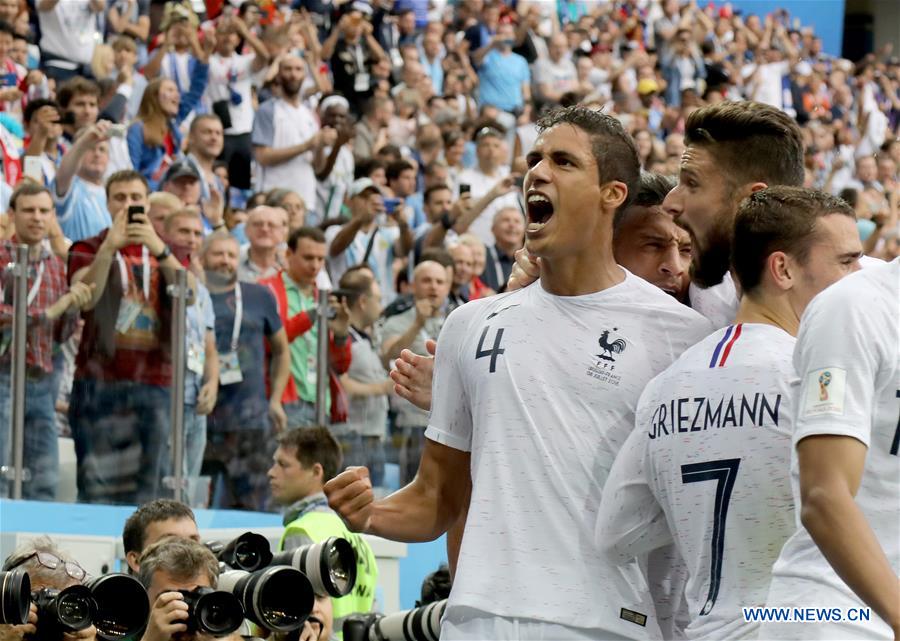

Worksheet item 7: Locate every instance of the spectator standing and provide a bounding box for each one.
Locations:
[184,114,226,206]
[533,34,578,109]
[105,0,150,58]
[471,21,531,119]
[52,122,113,243]
[36,0,103,82]
[660,29,707,108]
[67,170,193,504]
[314,95,355,227]
[445,242,472,310]
[202,231,290,510]
[353,95,392,161]
[260,227,352,429]
[22,99,66,186]
[455,125,520,245]
[163,208,218,489]
[238,205,287,282]
[321,4,388,116]
[252,54,323,213]
[334,268,392,488]
[0,182,93,500]
[326,178,414,306]
[380,260,448,483]
[204,13,269,192]
[480,207,523,293]
[128,36,211,189]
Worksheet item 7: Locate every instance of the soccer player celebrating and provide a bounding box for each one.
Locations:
[760,258,899,640]
[596,187,863,640]
[325,106,710,639]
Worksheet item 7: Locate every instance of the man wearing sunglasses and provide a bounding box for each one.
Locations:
[1,539,97,641]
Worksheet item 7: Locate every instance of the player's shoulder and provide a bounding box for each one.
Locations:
[619,271,713,334]
[444,288,525,328]
[804,258,898,327]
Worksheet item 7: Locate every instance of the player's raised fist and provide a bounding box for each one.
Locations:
[324,466,375,533]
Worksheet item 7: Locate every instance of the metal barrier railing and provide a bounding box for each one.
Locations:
[2,244,30,499]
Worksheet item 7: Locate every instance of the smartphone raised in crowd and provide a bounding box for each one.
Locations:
[459,184,471,195]
[128,205,144,224]
[383,197,401,215]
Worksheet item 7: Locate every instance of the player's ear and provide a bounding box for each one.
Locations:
[600,180,628,211]
[767,251,794,292]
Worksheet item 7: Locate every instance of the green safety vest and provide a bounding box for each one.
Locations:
[279,510,379,632]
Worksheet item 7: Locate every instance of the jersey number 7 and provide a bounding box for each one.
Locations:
[681,458,741,616]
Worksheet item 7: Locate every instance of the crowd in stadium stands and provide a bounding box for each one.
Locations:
[0,0,897,512]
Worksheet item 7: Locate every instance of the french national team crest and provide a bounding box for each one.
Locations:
[587,328,627,385]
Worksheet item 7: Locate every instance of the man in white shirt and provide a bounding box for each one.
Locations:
[533,33,578,107]
[206,14,268,192]
[597,187,863,641]
[324,106,711,639]
[252,55,326,211]
[455,124,521,246]
[760,257,900,640]
[37,0,102,82]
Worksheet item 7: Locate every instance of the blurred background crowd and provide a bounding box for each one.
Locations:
[0,0,897,511]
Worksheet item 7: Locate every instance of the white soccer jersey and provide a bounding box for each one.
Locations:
[688,273,739,329]
[597,323,798,640]
[762,258,900,640]
[425,269,711,637]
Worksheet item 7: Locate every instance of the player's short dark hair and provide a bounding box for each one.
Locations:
[732,186,855,297]
[0,20,15,38]
[536,106,641,210]
[287,226,326,250]
[386,159,415,183]
[685,101,804,190]
[105,169,149,198]
[123,499,196,556]
[277,427,343,482]
[417,564,452,606]
[613,172,675,232]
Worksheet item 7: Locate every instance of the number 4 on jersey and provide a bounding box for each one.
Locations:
[476,325,505,373]
[681,458,741,616]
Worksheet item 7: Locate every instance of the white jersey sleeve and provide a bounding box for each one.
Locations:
[425,304,474,452]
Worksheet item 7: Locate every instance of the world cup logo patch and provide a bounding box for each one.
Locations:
[818,371,832,401]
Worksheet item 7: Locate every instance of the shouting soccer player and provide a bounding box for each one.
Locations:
[596,187,862,640]
[325,106,711,639]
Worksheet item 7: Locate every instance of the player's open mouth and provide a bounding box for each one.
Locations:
[526,192,554,233]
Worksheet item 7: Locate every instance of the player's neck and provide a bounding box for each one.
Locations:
[733,293,799,336]
[540,252,624,296]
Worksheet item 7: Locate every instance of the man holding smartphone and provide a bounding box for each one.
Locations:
[67,169,196,505]
[325,178,414,306]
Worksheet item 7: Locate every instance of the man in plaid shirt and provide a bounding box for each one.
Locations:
[0,181,93,499]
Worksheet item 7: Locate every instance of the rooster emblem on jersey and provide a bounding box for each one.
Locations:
[597,329,627,362]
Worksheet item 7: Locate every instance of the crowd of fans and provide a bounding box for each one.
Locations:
[0,0,897,511]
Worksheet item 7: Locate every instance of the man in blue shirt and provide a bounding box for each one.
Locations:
[472,21,531,116]
[52,121,112,243]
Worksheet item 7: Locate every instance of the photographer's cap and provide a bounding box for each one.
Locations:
[349,177,382,199]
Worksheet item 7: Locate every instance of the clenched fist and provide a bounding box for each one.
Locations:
[324,466,375,533]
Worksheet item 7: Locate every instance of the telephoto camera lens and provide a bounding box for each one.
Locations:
[0,569,31,624]
[357,600,447,641]
[178,587,244,636]
[269,537,357,598]
[32,585,96,641]
[217,566,314,633]
[208,533,273,572]
[86,573,151,641]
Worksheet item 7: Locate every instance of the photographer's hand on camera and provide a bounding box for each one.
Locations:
[62,624,98,641]
[141,592,189,641]
[0,603,36,641]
